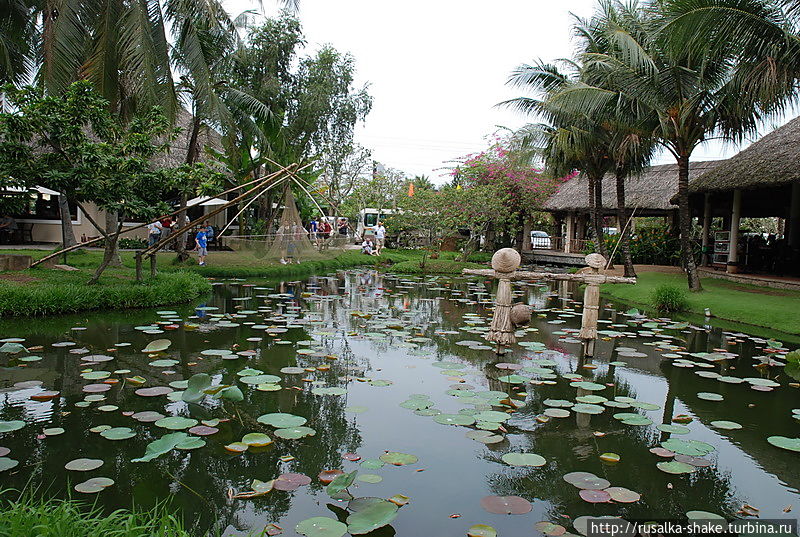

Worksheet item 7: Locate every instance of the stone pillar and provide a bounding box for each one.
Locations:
[788,182,800,247]
[727,189,742,274]
[701,193,711,266]
[564,213,574,253]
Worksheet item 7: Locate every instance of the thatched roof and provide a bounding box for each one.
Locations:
[544,161,721,213]
[689,116,800,193]
[151,108,224,168]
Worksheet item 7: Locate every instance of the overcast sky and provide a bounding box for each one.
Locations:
[223,0,775,183]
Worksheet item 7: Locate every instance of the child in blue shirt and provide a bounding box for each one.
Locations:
[195,225,208,266]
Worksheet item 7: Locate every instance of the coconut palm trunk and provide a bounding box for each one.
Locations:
[615,170,636,277]
[677,155,701,291]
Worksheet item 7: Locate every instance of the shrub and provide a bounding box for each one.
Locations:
[651,284,689,313]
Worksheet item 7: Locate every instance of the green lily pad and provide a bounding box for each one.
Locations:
[132,432,190,462]
[697,392,724,401]
[657,424,690,434]
[346,499,399,535]
[467,524,497,537]
[274,426,316,439]
[296,517,347,537]
[656,461,696,474]
[573,403,605,415]
[257,413,307,428]
[433,414,475,426]
[327,470,357,496]
[241,432,272,447]
[142,339,171,353]
[710,420,742,430]
[501,452,545,467]
[175,437,206,450]
[357,474,382,484]
[74,477,114,494]
[767,436,800,452]
[100,427,135,441]
[380,451,418,466]
[148,359,179,367]
[182,373,212,402]
[0,420,25,433]
[154,416,198,430]
[0,457,19,472]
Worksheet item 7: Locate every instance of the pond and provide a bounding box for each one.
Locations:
[1,269,799,537]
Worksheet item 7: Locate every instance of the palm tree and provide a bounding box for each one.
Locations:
[505,59,613,262]
[546,0,790,290]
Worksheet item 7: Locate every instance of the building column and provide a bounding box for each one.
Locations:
[564,212,574,253]
[700,193,711,266]
[788,182,800,247]
[727,189,742,274]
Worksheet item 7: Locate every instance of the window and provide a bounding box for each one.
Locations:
[364,213,379,227]
[9,192,78,221]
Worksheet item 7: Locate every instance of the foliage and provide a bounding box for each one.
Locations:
[339,166,407,220]
[0,492,191,537]
[586,223,685,266]
[0,269,210,317]
[651,284,689,313]
[0,82,223,281]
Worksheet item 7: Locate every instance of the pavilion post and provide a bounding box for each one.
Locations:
[701,193,711,266]
[788,182,800,247]
[564,213,574,253]
[727,189,742,274]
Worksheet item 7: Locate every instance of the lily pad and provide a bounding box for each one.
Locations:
[697,392,724,401]
[327,470,357,496]
[142,339,171,353]
[241,432,272,447]
[296,517,347,537]
[767,436,800,452]
[468,524,498,537]
[710,420,742,430]
[656,461,696,474]
[64,458,102,472]
[100,427,136,441]
[480,495,532,515]
[380,451,418,466]
[274,426,316,439]
[257,413,307,428]
[0,457,19,472]
[132,432,190,462]
[434,414,475,426]
[0,420,25,433]
[501,452,546,467]
[346,499,399,535]
[74,477,114,494]
[579,489,611,503]
[606,487,640,503]
[273,472,311,491]
[154,416,198,430]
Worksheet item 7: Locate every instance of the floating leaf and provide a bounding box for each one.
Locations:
[327,470,357,496]
[697,392,724,402]
[0,457,19,472]
[468,524,497,537]
[142,339,171,353]
[563,472,611,490]
[257,413,307,428]
[480,495,532,515]
[155,416,198,430]
[434,414,475,426]
[241,432,272,447]
[579,489,611,503]
[296,517,348,537]
[599,453,620,463]
[273,472,311,491]
[767,436,800,452]
[182,374,212,402]
[501,452,545,467]
[710,420,742,430]
[274,426,316,439]
[74,477,114,494]
[656,461,696,474]
[380,452,418,466]
[216,386,244,402]
[606,486,640,503]
[100,427,135,441]
[0,420,24,433]
[346,499,399,535]
[132,433,190,462]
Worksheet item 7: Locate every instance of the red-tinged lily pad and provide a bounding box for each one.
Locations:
[74,477,114,494]
[318,469,344,484]
[342,453,361,461]
[468,524,497,537]
[0,447,9,457]
[30,391,59,402]
[649,447,675,458]
[273,472,311,491]
[606,486,641,503]
[134,386,173,397]
[480,495,532,515]
[188,425,219,436]
[579,489,612,503]
[535,521,567,536]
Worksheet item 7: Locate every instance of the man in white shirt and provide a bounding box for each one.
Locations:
[375,222,386,255]
[147,221,163,246]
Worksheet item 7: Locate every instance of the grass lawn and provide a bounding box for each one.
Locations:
[603,271,800,337]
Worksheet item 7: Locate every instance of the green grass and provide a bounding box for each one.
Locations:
[603,272,800,336]
[0,268,211,317]
[0,492,191,537]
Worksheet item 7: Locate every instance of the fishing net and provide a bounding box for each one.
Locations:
[227,188,338,263]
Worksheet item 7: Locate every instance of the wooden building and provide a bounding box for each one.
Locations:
[687,117,800,276]
[543,161,720,252]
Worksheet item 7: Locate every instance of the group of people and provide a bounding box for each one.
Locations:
[308,217,349,247]
[361,222,386,256]
[147,217,215,266]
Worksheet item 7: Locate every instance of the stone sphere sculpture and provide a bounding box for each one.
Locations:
[491,248,521,273]
[510,303,532,327]
[585,253,605,270]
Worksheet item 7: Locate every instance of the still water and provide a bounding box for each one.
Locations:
[0,269,798,536]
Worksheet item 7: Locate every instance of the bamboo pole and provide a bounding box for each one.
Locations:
[30,169,292,268]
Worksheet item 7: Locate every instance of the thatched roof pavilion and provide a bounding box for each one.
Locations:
[685,117,800,275]
[545,161,720,215]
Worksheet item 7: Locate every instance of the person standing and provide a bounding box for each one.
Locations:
[309,217,319,247]
[195,224,209,266]
[160,216,173,249]
[375,221,386,255]
[147,220,163,246]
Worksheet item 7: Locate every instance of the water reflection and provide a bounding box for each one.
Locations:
[0,269,798,536]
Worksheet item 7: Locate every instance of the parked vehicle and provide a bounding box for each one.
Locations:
[356,208,396,239]
[530,230,551,248]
